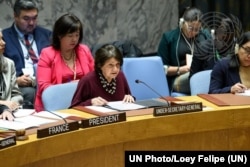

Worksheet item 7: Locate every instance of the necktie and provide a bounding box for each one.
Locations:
[24,35,38,64]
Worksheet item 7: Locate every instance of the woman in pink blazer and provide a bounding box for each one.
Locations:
[35,13,94,111]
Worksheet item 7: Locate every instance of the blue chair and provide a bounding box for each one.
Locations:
[190,70,212,95]
[122,56,170,100]
[42,82,78,111]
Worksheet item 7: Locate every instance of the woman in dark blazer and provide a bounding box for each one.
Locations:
[209,31,250,94]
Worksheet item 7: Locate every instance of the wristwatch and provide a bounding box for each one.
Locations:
[176,67,180,75]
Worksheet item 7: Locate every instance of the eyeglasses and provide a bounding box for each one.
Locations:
[241,46,250,57]
[185,22,201,33]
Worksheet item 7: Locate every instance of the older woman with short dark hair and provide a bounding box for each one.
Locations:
[70,44,134,107]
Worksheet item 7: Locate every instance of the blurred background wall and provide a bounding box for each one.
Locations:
[0,0,248,54]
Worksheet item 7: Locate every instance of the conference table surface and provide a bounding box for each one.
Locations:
[1,95,250,167]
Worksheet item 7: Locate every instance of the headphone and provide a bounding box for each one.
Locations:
[211,29,215,40]
[179,18,185,28]
[234,37,239,54]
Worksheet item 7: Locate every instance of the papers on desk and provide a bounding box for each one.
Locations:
[0,110,80,131]
[84,99,170,113]
[13,109,35,117]
[85,106,116,113]
[85,102,146,113]
[0,115,57,130]
[235,89,250,96]
[106,101,146,111]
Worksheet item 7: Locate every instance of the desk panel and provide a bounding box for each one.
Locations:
[1,96,250,167]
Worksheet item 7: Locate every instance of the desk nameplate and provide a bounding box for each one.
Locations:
[81,112,126,128]
[0,136,16,150]
[37,121,80,138]
[154,102,203,116]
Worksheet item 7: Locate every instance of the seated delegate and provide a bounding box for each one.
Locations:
[70,44,134,107]
[0,28,23,121]
[35,13,94,111]
[209,31,250,94]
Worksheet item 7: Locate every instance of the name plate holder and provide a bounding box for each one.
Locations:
[81,112,126,128]
[0,136,16,150]
[37,121,79,138]
[153,102,203,117]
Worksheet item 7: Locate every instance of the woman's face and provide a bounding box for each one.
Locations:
[59,30,80,51]
[101,57,120,82]
[0,32,5,55]
[182,21,201,38]
[238,41,250,67]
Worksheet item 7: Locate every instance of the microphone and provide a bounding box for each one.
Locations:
[45,110,67,124]
[36,110,79,138]
[135,79,170,106]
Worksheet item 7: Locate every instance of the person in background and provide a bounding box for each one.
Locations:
[35,13,94,111]
[3,0,52,108]
[0,28,23,121]
[70,44,134,107]
[158,7,210,95]
[190,17,238,78]
[209,31,250,94]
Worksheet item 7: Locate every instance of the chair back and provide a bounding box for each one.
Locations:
[42,82,78,111]
[190,70,212,95]
[122,56,170,100]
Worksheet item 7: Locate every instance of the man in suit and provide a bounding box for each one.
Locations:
[3,0,52,108]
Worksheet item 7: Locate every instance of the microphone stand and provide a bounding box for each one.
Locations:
[135,79,171,106]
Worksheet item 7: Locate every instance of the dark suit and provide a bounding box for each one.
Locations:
[0,105,8,115]
[2,24,52,107]
[3,24,52,76]
[209,57,240,93]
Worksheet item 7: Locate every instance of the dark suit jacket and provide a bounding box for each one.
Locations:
[209,57,241,93]
[3,24,52,76]
[0,104,8,114]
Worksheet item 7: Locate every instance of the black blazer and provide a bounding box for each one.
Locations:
[0,104,9,114]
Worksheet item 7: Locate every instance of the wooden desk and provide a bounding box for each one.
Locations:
[1,96,250,167]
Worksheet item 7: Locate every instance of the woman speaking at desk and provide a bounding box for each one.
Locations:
[209,31,250,94]
[70,44,134,107]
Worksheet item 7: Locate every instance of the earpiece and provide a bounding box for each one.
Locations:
[235,43,239,54]
[179,18,184,28]
[211,29,215,40]
[234,37,239,54]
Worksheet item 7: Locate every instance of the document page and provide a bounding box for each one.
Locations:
[85,106,116,113]
[33,111,80,119]
[106,101,146,111]
[235,89,250,96]
[186,54,193,67]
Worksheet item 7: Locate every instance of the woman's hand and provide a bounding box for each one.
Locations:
[1,101,19,111]
[231,83,247,93]
[0,110,14,121]
[91,96,108,106]
[122,95,135,103]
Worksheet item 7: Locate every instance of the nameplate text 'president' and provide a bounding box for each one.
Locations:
[81,112,126,128]
[37,121,79,138]
[153,102,203,117]
[0,136,16,150]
